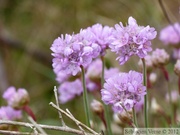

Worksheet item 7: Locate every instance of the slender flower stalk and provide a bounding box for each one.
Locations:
[80,66,91,127]
[142,58,148,128]
[178,77,180,95]
[161,67,174,126]
[101,56,112,135]
[167,81,175,126]
[132,107,138,127]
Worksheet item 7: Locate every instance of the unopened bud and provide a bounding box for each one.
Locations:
[151,48,170,67]
[113,113,125,127]
[174,60,180,76]
[118,110,132,125]
[90,99,104,115]
[151,98,163,115]
[149,72,157,84]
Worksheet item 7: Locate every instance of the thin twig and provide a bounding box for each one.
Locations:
[28,116,47,135]
[53,86,66,126]
[158,0,180,39]
[0,120,94,135]
[0,130,41,135]
[49,102,99,135]
[66,109,86,135]
[26,122,38,134]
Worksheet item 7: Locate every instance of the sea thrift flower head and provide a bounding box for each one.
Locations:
[159,23,180,45]
[165,90,179,105]
[0,106,22,120]
[86,59,102,82]
[138,55,153,71]
[58,79,83,103]
[88,23,113,55]
[3,87,30,109]
[174,59,180,76]
[86,58,119,82]
[51,30,101,76]
[151,48,170,67]
[90,99,104,115]
[109,16,157,65]
[101,70,146,113]
[104,68,119,80]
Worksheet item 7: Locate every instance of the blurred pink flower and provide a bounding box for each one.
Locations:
[151,48,170,67]
[0,106,22,120]
[159,23,180,45]
[3,86,29,109]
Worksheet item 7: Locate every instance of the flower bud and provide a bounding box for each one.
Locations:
[117,110,133,125]
[174,60,180,76]
[113,113,125,127]
[90,99,104,115]
[151,98,163,115]
[149,72,157,84]
[3,87,30,109]
[151,48,170,67]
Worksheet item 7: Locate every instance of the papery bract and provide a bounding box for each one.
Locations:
[159,23,180,45]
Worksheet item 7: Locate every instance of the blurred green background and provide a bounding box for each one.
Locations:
[0,0,179,134]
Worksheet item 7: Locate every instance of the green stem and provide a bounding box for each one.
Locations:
[133,107,138,127]
[80,66,91,127]
[142,58,149,128]
[101,56,112,135]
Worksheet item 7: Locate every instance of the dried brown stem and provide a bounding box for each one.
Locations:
[49,102,99,135]
[0,120,94,135]
[0,130,39,135]
[53,86,66,126]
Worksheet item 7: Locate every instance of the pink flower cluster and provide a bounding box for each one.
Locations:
[51,24,113,76]
[101,71,146,113]
[58,58,119,103]
[109,17,157,65]
[51,16,156,106]
[0,86,30,121]
[3,86,29,109]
